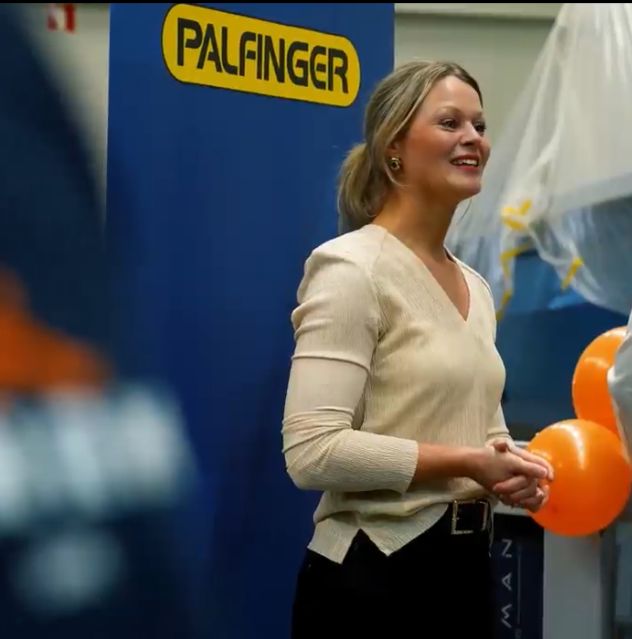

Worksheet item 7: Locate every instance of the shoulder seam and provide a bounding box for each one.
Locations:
[306,227,387,334]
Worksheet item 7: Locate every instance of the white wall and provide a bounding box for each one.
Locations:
[14,3,560,197]
[395,4,560,141]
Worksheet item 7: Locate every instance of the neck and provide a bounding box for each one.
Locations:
[373,188,457,262]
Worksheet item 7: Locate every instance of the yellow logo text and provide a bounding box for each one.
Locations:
[162,5,361,107]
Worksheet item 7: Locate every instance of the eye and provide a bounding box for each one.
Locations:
[440,118,458,130]
[474,121,487,135]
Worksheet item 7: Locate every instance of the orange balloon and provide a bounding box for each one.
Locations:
[572,327,626,436]
[527,419,632,536]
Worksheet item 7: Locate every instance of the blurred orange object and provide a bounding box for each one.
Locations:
[527,418,632,536]
[572,326,627,436]
[0,268,109,393]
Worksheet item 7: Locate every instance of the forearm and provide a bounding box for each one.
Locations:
[283,357,487,494]
[412,443,481,484]
[283,409,419,494]
[283,357,423,494]
[283,412,490,493]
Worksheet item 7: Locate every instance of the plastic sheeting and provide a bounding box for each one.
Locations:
[447,3,632,317]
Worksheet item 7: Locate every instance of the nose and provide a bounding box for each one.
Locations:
[461,122,483,147]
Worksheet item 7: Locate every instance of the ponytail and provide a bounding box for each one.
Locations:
[337,143,388,231]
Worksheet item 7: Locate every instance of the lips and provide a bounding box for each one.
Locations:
[450,156,480,167]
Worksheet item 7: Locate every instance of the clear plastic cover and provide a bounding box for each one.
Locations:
[447,3,632,316]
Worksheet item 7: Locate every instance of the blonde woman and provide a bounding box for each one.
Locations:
[283,61,553,636]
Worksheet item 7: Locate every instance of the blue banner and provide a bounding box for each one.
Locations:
[107,4,394,636]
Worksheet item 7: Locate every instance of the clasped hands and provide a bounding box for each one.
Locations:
[483,438,554,512]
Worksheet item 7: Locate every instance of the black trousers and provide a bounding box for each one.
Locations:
[291,507,493,638]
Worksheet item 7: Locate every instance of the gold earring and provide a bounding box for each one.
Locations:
[388,156,402,171]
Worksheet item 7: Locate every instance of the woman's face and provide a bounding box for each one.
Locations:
[391,75,491,204]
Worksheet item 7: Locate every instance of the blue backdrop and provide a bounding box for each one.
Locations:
[498,252,627,437]
[106,4,394,637]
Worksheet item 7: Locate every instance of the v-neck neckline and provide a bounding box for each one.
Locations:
[366,223,472,325]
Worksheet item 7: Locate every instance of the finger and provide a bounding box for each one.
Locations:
[504,483,539,504]
[540,484,550,506]
[518,451,554,481]
[509,446,555,481]
[492,475,530,495]
[515,458,549,481]
[489,441,549,480]
[520,488,546,512]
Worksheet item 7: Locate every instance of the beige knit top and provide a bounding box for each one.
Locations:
[282,223,510,564]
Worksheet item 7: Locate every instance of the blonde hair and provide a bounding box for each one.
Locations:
[337,61,482,229]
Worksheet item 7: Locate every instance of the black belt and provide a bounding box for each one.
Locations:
[445,499,492,535]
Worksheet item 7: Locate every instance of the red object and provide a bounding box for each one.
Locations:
[47,3,76,33]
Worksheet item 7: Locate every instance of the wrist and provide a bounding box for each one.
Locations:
[413,444,484,483]
[462,446,486,482]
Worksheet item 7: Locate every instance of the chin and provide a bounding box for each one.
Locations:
[451,181,482,202]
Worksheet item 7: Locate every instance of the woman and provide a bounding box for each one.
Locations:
[282,60,553,637]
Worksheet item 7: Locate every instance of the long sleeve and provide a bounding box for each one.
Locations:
[608,312,632,459]
[282,252,419,494]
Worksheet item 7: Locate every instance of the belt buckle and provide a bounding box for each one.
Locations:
[450,499,489,535]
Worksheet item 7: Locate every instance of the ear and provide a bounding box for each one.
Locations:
[386,137,404,161]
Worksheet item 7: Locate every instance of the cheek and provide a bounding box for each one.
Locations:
[405,133,453,166]
[481,142,491,165]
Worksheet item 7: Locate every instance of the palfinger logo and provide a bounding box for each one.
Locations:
[162,4,361,107]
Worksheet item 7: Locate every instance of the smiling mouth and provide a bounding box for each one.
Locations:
[451,158,479,167]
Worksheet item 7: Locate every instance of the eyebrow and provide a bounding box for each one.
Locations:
[435,105,484,119]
